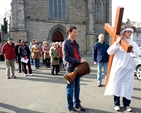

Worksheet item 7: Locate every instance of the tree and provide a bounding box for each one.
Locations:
[126,18,130,25]
[1,17,8,33]
[122,18,135,26]
[0,9,10,33]
[122,22,125,25]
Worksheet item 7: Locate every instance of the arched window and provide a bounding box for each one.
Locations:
[49,0,67,20]
[95,0,104,22]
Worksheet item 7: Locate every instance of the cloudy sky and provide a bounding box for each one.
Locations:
[0,0,141,25]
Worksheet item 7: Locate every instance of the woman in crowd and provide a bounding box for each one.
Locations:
[43,41,50,68]
[31,41,41,69]
[50,42,60,75]
[18,40,32,76]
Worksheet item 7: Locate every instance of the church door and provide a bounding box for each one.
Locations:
[52,31,64,42]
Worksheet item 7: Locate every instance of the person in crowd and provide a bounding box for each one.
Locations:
[38,42,42,67]
[50,42,60,75]
[1,37,16,79]
[43,41,50,68]
[92,34,109,87]
[104,25,141,112]
[58,41,65,71]
[29,39,36,65]
[41,42,45,64]
[31,41,41,69]
[62,26,86,112]
[0,42,5,61]
[25,41,28,46]
[15,39,22,73]
[18,40,32,76]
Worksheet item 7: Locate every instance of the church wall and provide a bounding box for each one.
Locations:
[68,0,86,24]
[24,0,86,24]
[26,21,50,42]
[24,0,48,21]
[95,24,105,36]
[26,21,87,54]
[10,32,18,42]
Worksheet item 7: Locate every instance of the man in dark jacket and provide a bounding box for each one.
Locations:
[92,34,109,87]
[62,26,86,112]
[1,37,16,79]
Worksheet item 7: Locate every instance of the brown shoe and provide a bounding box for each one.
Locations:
[69,108,78,113]
[75,106,86,111]
[11,75,16,78]
[97,83,101,87]
[7,77,10,79]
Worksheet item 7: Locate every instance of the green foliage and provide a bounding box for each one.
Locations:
[122,18,134,26]
[122,22,125,25]
[126,18,131,25]
[1,17,7,33]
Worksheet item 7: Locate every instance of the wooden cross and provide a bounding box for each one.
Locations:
[104,6,133,87]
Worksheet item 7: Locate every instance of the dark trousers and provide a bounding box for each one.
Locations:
[0,55,5,61]
[42,53,45,64]
[114,95,131,106]
[18,61,21,72]
[22,61,32,74]
[59,58,65,69]
[45,58,50,67]
[17,56,21,72]
[51,65,59,75]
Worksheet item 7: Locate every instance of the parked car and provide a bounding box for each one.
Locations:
[134,56,141,80]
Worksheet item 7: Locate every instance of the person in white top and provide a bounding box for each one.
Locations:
[104,25,141,112]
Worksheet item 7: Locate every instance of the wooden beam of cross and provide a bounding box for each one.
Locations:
[104,6,133,87]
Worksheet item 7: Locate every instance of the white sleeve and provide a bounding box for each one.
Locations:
[107,42,120,55]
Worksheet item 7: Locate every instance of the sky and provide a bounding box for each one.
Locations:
[0,0,11,23]
[0,0,141,25]
[112,0,141,24]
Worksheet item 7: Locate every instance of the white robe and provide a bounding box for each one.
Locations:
[104,38,141,100]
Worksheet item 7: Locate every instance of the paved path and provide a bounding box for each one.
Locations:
[0,55,141,113]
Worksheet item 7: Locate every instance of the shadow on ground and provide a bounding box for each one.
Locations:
[0,102,42,113]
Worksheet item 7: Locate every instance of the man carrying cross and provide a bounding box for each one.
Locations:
[104,25,141,112]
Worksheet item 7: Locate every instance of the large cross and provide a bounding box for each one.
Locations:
[104,6,133,87]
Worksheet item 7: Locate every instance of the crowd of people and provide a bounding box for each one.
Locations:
[1,37,65,78]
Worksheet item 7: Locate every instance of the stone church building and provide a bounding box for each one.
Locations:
[10,0,112,54]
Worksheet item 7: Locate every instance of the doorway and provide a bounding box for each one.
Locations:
[52,31,64,42]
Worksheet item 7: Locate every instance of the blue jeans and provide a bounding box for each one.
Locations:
[33,59,39,68]
[30,52,34,65]
[97,62,108,83]
[66,71,81,110]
